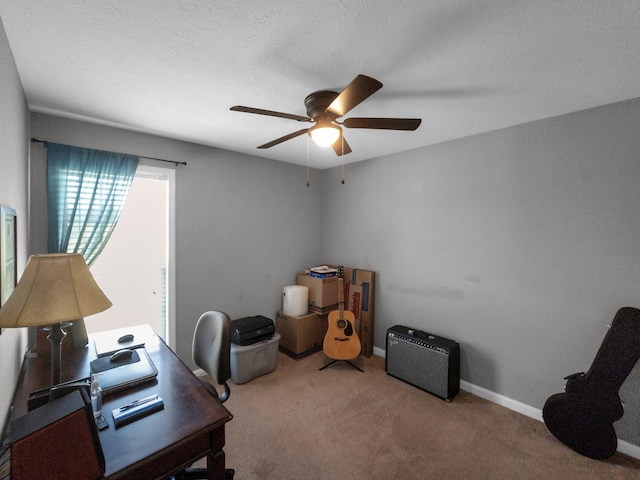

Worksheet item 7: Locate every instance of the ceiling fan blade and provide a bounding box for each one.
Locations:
[343,117,422,131]
[331,134,352,156]
[326,75,383,118]
[231,106,312,123]
[257,129,309,149]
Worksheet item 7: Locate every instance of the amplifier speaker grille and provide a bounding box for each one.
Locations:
[385,325,460,401]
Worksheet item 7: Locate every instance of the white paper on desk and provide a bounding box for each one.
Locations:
[93,324,155,357]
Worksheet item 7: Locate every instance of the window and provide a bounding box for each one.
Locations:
[87,165,175,348]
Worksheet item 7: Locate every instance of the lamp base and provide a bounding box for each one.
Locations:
[35,319,87,356]
[47,323,67,385]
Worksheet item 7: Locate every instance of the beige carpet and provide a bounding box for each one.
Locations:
[213,351,640,479]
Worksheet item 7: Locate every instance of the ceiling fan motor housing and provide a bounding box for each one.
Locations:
[304,90,339,120]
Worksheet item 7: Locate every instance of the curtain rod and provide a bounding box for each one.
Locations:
[30,138,187,166]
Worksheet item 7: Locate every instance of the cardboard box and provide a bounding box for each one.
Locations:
[276,310,328,358]
[308,303,338,315]
[296,273,339,308]
[346,283,363,321]
[329,265,376,358]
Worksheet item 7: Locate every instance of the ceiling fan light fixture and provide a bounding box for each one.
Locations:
[309,124,340,147]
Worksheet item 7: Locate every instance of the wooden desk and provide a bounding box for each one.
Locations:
[10,329,233,479]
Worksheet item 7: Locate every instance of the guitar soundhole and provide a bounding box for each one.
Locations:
[337,319,347,329]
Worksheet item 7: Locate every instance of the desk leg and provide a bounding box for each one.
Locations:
[208,450,225,480]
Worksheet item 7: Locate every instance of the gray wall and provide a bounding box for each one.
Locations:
[29,113,324,365]
[0,18,30,436]
[321,97,640,447]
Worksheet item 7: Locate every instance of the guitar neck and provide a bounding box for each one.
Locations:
[338,276,344,318]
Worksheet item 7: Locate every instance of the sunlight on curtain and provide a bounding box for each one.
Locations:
[46,142,139,267]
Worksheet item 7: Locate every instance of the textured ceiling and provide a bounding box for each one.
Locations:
[1,1,640,169]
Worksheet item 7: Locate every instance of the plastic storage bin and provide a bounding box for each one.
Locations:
[230,332,280,384]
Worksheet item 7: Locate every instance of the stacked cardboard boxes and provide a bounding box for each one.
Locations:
[295,266,375,357]
[335,266,375,357]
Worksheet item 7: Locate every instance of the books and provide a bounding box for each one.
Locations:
[309,266,338,278]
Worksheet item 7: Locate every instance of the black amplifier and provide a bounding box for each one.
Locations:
[385,325,460,401]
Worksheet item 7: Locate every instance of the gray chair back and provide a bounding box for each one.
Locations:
[192,311,231,401]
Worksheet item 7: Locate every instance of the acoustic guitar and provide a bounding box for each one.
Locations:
[542,307,640,459]
[323,266,361,360]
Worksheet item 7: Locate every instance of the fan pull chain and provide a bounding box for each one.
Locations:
[341,135,345,184]
[306,135,310,187]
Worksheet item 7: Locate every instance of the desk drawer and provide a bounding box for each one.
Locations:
[108,424,225,479]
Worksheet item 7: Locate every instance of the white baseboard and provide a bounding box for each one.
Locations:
[372,348,640,460]
[459,380,543,422]
[617,439,640,460]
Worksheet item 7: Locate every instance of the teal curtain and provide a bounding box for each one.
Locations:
[45,142,139,350]
[46,142,139,266]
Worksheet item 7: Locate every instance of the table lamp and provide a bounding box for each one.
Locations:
[0,253,112,385]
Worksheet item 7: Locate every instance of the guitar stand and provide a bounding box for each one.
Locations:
[319,359,364,373]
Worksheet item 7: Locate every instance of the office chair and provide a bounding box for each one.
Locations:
[193,310,232,403]
[174,311,234,480]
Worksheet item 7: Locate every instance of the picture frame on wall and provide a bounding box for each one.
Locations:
[1,205,17,334]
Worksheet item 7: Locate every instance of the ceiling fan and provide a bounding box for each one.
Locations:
[230,74,421,156]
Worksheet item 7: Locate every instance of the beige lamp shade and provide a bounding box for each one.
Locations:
[0,253,112,328]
